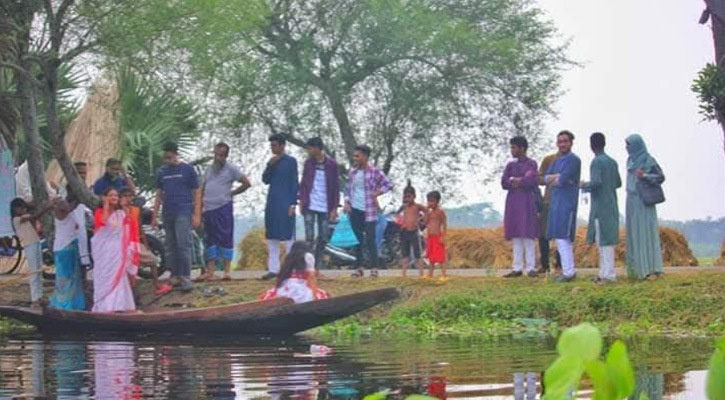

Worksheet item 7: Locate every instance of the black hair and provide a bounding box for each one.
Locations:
[119,188,134,197]
[215,142,230,156]
[268,134,287,146]
[354,144,372,158]
[590,132,606,151]
[276,241,311,288]
[105,158,121,168]
[509,136,528,150]
[305,137,324,150]
[403,179,416,197]
[99,187,122,211]
[163,142,179,154]
[557,130,575,142]
[427,191,442,202]
[74,161,88,168]
[66,192,79,205]
[10,198,29,218]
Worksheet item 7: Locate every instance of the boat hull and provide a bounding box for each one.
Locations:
[0,288,400,335]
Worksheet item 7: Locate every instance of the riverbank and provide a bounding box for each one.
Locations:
[1,270,724,337]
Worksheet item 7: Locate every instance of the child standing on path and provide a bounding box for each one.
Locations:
[424,191,448,281]
[10,198,54,307]
[399,181,427,278]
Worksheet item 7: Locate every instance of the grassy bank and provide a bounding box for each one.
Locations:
[1,272,724,337]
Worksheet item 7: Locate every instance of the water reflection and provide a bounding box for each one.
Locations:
[0,335,712,399]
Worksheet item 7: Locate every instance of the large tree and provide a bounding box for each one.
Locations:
[697,0,725,153]
[98,0,567,195]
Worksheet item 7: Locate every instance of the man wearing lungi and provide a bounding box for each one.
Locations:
[198,142,251,281]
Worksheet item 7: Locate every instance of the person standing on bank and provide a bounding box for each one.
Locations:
[299,137,340,271]
[92,158,137,196]
[502,136,540,278]
[543,130,581,283]
[197,142,251,282]
[625,134,665,280]
[537,150,561,275]
[580,132,622,284]
[151,142,201,292]
[344,145,393,278]
[262,134,299,281]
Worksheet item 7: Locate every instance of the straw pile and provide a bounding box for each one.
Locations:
[236,225,698,270]
[446,226,697,269]
[45,83,120,186]
[235,227,291,270]
[716,242,725,266]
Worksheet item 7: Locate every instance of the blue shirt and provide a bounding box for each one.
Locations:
[92,174,127,196]
[156,163,199,217]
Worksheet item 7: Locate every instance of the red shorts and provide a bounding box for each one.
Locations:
[426,234,447,264]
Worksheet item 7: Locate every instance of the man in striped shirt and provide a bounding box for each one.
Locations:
[344,145,393,278]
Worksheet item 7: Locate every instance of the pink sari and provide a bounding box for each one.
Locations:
[91,209,137,313]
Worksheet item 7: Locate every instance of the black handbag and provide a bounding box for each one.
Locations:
[636,166,665,206]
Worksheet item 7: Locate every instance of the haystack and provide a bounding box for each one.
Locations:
[235,227,290,270]
[716,242,725,266]
[45,83,120,186]
[446,226,697,269]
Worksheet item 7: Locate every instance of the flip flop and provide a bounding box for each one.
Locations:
[351,269,364,278]
[154,284,174,297]
[221,275,232,282]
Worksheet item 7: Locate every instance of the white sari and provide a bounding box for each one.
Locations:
[91,209,136,312]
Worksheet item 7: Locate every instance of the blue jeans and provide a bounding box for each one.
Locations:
[304,210,329,269]
[164,215,192,279]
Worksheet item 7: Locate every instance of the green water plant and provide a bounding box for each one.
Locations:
[708,337,725,400]
[544,323,634,400]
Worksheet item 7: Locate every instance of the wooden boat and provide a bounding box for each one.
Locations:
[0,288,400,335]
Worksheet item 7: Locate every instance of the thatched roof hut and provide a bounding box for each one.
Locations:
[45,83,120,187]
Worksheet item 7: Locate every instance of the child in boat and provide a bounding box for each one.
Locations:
[10,198,54,307]
[48,198,86,310]
[424,191,448,281]
[399,180,427,278]
[91,187,137,313]
[260,241,329,303]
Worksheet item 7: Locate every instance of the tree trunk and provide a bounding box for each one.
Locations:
[705,1,725,152]
[40,67,96,207]
[320,83,357,164]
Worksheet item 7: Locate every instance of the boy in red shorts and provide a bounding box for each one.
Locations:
[424,191,448,281]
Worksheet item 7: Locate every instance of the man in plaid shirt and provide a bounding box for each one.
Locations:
[344,145,394,278]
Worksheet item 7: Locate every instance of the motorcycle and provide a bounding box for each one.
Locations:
[323,209,426,269]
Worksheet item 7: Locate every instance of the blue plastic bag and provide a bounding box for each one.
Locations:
[330,214,359,248]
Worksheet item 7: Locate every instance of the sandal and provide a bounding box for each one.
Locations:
[221,274,232,282]
[154,284,174,296]
[351,269,365,278]
[370,269,379,279]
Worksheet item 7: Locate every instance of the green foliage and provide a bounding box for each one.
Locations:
[544,323,635,400]
[693,63,725,122]
[115,68,200,193]
[92,0,568,196]
[707,337,725,400]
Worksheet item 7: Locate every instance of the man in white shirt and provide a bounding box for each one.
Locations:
[298,137,340,270]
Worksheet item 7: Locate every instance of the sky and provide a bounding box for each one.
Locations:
[471,0,725,221]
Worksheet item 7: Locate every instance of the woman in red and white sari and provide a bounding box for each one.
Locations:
[260,241,329,304]
[91,188,138,313]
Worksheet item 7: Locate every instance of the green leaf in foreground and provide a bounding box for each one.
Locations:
[362,390,390,400]
[585,360,615,400]
[557,322,602,362]
[707,338,725,400]
[606,341,635,399]
[544,355,583,400]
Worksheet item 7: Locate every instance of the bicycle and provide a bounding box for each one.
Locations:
[0,235,23,274]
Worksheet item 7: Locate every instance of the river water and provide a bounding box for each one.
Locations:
[0,333,714,399]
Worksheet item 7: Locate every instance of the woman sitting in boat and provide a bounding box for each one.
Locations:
[260,241,329,303]
[91,188,138,313]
